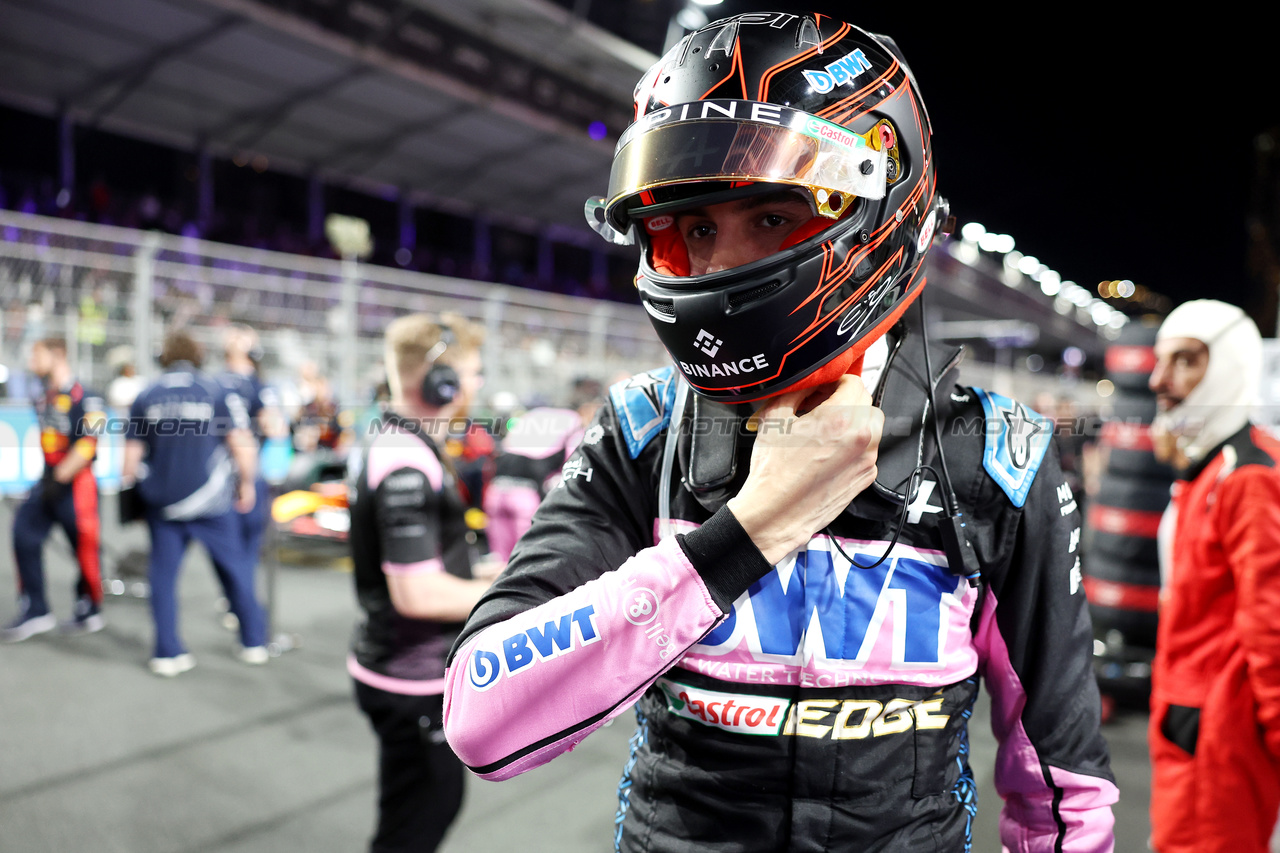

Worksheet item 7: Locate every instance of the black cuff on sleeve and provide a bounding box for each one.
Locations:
[676,507,774,613]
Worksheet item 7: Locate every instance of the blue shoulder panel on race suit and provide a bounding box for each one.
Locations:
[609,367,678,459]
[972,387,1054,508]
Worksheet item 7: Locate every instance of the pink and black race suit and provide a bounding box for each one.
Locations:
[348,413,474,692]
[444,325,1117,852]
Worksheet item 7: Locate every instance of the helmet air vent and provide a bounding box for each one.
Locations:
[642,296,677,323]
[728,280,784,310]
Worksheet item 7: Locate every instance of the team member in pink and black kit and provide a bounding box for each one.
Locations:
[484,404,592,564]
[347,313,493,853]
[443,13,1116,853]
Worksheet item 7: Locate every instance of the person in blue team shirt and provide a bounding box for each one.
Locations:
[2,337,108,641]
[121,329,269,676]
[214,325,285,602]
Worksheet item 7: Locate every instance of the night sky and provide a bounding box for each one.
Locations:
[593,2,1280,318]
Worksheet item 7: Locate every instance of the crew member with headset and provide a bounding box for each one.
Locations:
[121,329,268,676]
[2,337,107,641]
[347,312,494,853]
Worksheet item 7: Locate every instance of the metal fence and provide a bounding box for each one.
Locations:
[0,209,668,409]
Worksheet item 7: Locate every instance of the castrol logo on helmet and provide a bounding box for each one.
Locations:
[804,117,865,152]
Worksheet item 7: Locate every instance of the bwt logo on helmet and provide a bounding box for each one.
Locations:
[467,604,600,692]
[802,50,874,95]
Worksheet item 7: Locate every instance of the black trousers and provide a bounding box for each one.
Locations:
[354,680,465,853]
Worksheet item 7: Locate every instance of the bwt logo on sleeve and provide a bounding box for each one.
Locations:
[468,605,600,691]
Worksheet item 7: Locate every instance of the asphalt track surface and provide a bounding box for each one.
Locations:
[0,495,1154,852]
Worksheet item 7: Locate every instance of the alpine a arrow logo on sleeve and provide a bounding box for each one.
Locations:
[973,388,1053,508]
[609,367,677,459]
[467,605,600,692]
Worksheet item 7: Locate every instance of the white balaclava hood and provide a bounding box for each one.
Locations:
[1154,299,1262,463]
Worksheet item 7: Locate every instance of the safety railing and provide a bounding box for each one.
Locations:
[0,209,668,406]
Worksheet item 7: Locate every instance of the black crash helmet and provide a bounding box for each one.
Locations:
[586,12,950,403]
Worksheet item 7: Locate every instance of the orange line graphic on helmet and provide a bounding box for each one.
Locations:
[823,70,908,128]
[793,239,872,314]
[814,59,900,122]
[680,267,926,401]
[789,248,904,345]
[791,220,898,315]
[789,261,925,354]
[906,85,925,151]
[699,38,747,100]
[737,39,749,99]
[756,22,850,101]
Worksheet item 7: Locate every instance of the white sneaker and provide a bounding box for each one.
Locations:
[1,612,57,643]
[236,645,270,665]
[148,653,196,677]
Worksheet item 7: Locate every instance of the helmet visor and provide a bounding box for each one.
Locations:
[604,100,889,231]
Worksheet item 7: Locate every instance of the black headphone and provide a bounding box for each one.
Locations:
[420,325,461,408]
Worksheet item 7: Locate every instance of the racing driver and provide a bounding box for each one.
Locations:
[442,12,1117,852]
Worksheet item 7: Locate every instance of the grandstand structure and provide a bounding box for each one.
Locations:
[0,0,1113,405]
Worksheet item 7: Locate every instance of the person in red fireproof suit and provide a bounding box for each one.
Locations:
[1148,299,1280,853]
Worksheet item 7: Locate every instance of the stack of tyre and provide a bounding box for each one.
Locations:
[1082,318,1174,708]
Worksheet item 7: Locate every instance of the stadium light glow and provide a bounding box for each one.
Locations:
[1017,255,1040,275]
[1090,302,1113,325]
[677,8,709,28]
[1066,284,1093,307]
[950,240,980,265]
[992,233,1016,254]
[960,222,986,242]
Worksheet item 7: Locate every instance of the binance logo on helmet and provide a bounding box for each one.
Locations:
[585,11,949,404]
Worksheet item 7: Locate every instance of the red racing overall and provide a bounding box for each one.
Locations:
[1150,424,1280,852]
